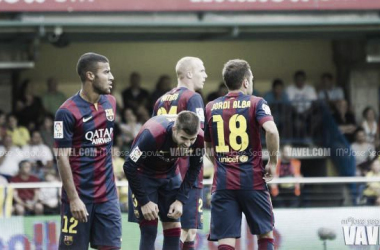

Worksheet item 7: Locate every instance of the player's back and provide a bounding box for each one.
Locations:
[205,92,273,192]
[153,87,204,119]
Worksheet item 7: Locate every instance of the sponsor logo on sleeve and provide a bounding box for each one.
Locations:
[196,108,205,122]
[130,146,143,163]
[54,121,63,139]
[262,103,272,115]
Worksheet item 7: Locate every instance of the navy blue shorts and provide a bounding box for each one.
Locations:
[209,189,274,241]
[128,174,181,223]
[181,188,203,229]
[59,199,122,249]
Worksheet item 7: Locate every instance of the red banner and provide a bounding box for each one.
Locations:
[0,0,380,12]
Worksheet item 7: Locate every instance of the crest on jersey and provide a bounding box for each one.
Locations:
[54,121,63,139]
[130,146,143,163]
[262,103,272,115]
[105,109,114,121]
[63,235,73,246]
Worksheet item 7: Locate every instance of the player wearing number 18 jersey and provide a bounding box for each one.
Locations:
[204,59,279,250]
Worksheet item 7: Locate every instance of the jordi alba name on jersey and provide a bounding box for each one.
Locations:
[54,93,117,203]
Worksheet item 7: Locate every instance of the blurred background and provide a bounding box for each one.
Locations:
[1,0,380,249]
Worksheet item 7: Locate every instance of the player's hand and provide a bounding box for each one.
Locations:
[167,200,183,219]
[264,161,277,182]
[70,197,89,223]
[141,201,159,221]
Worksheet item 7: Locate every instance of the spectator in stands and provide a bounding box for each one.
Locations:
[136,106,150,124]
[270,144,302,207]
[264,78,290,105]
[351,128,375,176]
[0,134,24,180]
[110,80,124,113]
[39,115,55,150]
[361,106,379,146]
[207,82,228,102]
[0,110,7,142]
[332,100,357,143]
[15,79,45,129]
[363,158,380,205]
[41,77,66,116]
[286,70,317,114]
[122,72,150,110]
[119,109,142,150]
[22,130,54,178]
[112,146,128,212]
[6,114,30,147]
[11,160,43,215]
[39,171,60,215]
[318,73,344,102]
[150,75,172,107]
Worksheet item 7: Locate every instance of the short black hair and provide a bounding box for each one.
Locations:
[272,78,284,89]
[321,73,333,80]
[362,106,376,118]
[76,52,109,83]
[294,70,306,80]
[175,111,200,136]
[222,59,252,91]
[19,160,30,169]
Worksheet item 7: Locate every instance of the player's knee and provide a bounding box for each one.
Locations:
[15,204,25,215]
[258,230,273,239]
[162,221,181,230]
[186,229,197,241]
[139,219,158,235]
[34,203,44,215]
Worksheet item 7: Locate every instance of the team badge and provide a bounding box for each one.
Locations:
[239,155,248,163]
[54,121,63,139]
[262,103,271,115]
[63,235,73,246]
[105,109,114,121]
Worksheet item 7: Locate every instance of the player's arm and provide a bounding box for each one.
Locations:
[176,136,204,205]
[205,141,215,166]
[262,121,279,182]
[255,99,279,182]
[123,130,159,220]
[54,108,88,223]
[187,94,205,129]
[55,148,88,223]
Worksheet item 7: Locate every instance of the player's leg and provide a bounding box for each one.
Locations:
[59,202,93,250]
[238,190,275,250]
[159,175,182,250]
[90,199,122,250]
[180,188,203,250]
[130,177,161,250]
[208,190,242,250]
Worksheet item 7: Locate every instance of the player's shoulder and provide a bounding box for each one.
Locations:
[249,95,266,105]
[103,94,116,103]
[144,116,173,137]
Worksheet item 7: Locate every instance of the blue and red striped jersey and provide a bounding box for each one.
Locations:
[153,87,204,188]
[54,92,117,204]
[124,115,204,205]
[204,92,273,193]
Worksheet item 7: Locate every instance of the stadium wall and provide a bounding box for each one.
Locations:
[21,39,335,97]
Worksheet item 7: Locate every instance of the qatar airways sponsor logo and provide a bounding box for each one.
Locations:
[85,128,113,145]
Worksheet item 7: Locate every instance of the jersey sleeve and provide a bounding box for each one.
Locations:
[255,99,274,126]
[54,108,75,148]
[123,129,156,206]
[187,94,205,127]
[204,102,212,142]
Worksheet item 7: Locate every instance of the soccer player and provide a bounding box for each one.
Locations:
[124,111,204,250]
[54,53,122,250]
[204,59,279,250]
[152,56,207,249]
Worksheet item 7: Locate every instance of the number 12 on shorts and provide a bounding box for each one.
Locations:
[62,215,78,234]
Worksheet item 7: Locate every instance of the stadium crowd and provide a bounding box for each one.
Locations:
[0,69,379,216]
